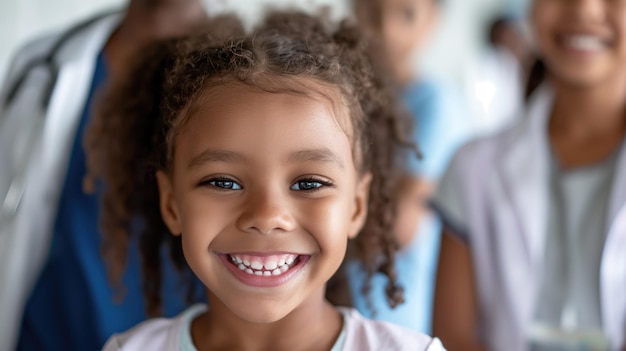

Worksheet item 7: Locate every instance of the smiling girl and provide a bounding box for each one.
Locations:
[85,11,445,351]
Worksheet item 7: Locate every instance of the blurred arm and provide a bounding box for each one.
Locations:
[393,176,435,247]
[433,230,487,351]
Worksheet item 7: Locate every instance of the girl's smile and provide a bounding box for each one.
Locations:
[219,253,310,288]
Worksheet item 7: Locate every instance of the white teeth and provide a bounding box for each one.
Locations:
[264,261,278,270]
[229,254,301,277]
[566,35,605,51]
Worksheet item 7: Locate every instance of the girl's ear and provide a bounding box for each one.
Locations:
[348,172,373,239]
[156,170,183,236]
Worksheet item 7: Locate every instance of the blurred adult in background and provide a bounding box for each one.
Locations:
[433,0,626,350]
[0,1,211,350]
[467,15,530,137]
[489,16,531,75]
[347,0,473,334]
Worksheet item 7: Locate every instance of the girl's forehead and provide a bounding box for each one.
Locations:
[188,79,356,136]
[165,80,367,172]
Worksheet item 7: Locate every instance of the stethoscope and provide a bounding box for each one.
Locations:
[2,10,117,111]
[0,10,117,221]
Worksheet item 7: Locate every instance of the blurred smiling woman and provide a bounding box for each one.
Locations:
[433,0,626,350]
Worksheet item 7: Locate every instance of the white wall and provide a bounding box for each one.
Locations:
[420,0,506,82]
[204,0,351,29]
[0,0,125,84]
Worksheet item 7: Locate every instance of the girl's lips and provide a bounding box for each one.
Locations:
[218,253,310,288]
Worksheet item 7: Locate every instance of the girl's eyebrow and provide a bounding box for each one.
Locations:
[188,149,246,169]
[289,148,344,169]
[187,148,344,169]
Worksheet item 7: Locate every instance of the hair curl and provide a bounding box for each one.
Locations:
[86,11,416,316]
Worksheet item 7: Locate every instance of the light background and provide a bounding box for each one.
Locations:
[0,0,529,87]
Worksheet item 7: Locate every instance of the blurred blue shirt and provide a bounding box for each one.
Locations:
[347,78,473,333]
[347,216,441,333]
[404,79,474,180]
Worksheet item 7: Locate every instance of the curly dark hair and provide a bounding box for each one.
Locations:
[85,11,416,317]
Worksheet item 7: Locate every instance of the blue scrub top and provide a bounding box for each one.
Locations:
[347,216,441,334]
[17,52,192,351]
[404,79,473,180]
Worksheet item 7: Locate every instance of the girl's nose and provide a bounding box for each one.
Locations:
[236,189,297,235]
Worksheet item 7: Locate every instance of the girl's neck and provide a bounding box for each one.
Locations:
[104,0,208,79]
[193,289,343,351]
[548,73,626,168]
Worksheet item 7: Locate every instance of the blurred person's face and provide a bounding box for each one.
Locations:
[493,22,529,62]
[379,0,438,72]
[532,0,626,87]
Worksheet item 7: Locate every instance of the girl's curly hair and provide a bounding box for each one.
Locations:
[85,11,416,317]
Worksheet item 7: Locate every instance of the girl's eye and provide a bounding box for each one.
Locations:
[291,178,331,191]
[205,178,242,190]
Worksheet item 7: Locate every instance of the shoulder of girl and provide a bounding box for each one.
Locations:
[101,304,206,350]
[338,307,447,351]
[100,316,182,351]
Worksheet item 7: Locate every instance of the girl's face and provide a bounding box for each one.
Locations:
[156,82,371,323]
[532,0,626,87]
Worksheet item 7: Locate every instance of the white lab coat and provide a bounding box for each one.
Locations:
[434,85,626,351]
[0,13,120,351]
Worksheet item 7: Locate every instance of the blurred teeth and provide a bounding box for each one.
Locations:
[565,35,606,51]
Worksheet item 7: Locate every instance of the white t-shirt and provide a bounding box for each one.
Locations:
[102,304,446,351]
